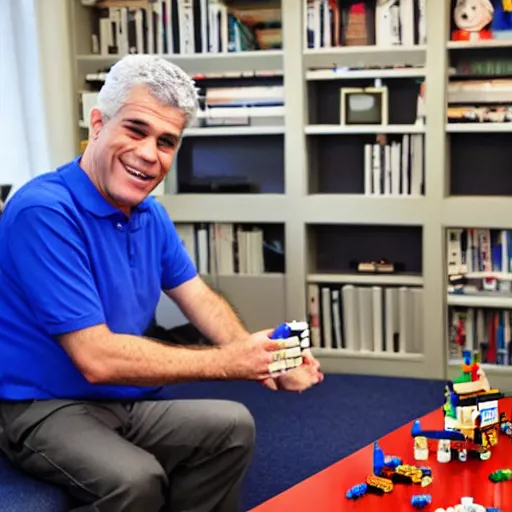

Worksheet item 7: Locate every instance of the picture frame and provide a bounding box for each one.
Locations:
[340,86,388,126]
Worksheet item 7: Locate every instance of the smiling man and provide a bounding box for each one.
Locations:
[0,55,323,512]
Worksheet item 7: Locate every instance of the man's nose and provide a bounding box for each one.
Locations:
[136,138,158,163]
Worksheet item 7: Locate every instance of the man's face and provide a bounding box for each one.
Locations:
[89,84,186,214]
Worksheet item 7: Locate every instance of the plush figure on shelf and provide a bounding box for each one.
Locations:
[451,0,494,42]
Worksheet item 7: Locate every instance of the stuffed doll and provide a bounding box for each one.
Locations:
[451,0,494,41]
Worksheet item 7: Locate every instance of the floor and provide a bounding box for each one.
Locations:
[0,374,445,511]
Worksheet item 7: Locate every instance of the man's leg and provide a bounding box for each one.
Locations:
[0,400,168,512]
[126,399,256,512]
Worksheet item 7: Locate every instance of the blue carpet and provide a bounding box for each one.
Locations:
[0,374,444,511]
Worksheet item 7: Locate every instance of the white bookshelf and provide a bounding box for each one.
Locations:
[68,0,512,387]
[305,124,425,135]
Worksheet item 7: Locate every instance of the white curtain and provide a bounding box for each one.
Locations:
[0,0,51,198]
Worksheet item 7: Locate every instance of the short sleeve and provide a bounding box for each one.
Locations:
[7,206,106,336]
[157,205,198,290]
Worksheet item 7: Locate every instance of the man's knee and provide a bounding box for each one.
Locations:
[106,454,167,503]
[228,402,256,452]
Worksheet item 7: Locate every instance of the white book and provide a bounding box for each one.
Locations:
[153,2,164,54]
[401,134,409,195]
[322,0,331,47]
[179,0,195,54]
[399,0,414,46]
[418,0,427,45]
[313,0,321,49]
[372,144,381,195]
[342,284,359,351]
[391,142,401,195]
[321,287,333,348]
[410,134,423,196]
[384,144,391,195]
[146,5,154,53]
[364,144,372,195]
[372,286,383,352]
[446,228,463,275]
[134,9,144,54]
[307,284,321,348]
[331,289,342,349]
[220,4,229,52]
[165,0,174,53]
[411,287,423,354]
[398,287,410,353]
[358,286,373,352]
[99,17,112,55]
[385,287,399,352]
[175,224,197,268]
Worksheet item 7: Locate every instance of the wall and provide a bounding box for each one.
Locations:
[35,0,76,169]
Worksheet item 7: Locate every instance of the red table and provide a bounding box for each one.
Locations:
[250,398,512,511]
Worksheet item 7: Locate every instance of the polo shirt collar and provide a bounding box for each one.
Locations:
[59,157,151,218]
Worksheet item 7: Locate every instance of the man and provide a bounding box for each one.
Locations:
[0,54,323,512]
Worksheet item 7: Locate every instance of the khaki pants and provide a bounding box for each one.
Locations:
[0,398,255,512]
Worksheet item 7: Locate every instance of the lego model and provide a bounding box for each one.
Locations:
[268,321,310,374]
[412,350,505,462]
[346,441,431,501]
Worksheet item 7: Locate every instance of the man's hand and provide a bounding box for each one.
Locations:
[261,349,324,392]
[217,329,284,381]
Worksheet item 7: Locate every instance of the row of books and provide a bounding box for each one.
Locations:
[363,134,424,197]
[449,307,512,366]
[305,0,426,49]
[89,0,280,57]
[174,222,284,275]
[447,228,512,295]
[195,84,284,127]
[307,283,423,354]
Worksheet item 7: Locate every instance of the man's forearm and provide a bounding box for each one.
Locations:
[184,288,250,345]
[167,277,250,345]
[60,325,228,386]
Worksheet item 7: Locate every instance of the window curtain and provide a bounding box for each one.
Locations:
[0,0,51,199]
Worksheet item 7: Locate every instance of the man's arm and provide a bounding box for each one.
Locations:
[58,323,281,385]
[165,276,250,345]
[58,324,226,386]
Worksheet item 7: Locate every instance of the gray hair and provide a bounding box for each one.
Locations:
[96,54,199,126]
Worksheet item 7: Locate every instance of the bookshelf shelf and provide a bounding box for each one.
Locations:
[313,348,424,361]
[302,196,427,225]
[306,67,426,81]
[158,194,290,223]
[311,350,428,378]
[305,124,425,135]
[76,50,284,74]
[184,126,285,137]
[442,198,512,229]
[303,45,426,69]
[447,295,512,309]
[446,123,512,133]
[447,40,512,50]
[307,273,424,286]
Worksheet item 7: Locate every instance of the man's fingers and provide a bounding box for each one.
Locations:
[261,377,278,391]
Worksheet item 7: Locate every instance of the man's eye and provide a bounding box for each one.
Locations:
[129,127,145,136]
[158,139,175,148]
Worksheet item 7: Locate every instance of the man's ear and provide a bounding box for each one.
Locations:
[89,108,105,140]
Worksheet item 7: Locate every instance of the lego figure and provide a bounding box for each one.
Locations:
[443,381,458,426]
[437,439,451,463]
[414,436,428,461]
[451,0,494,42]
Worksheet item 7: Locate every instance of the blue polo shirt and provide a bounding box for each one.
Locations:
[0,157,197,400]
